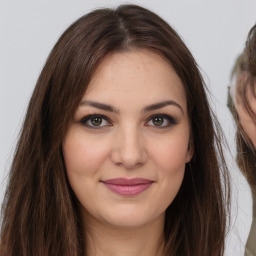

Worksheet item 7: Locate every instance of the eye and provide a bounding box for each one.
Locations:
[146,114,178,128]
[80,114,112,128]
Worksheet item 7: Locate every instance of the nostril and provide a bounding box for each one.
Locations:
[110,146,147,168]
[109,129,147,168]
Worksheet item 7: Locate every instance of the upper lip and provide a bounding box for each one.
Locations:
[101,178,154,185]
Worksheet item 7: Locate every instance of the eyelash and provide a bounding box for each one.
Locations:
[79,114,112,129]
[145,114,178,128]
[79,114,178,129]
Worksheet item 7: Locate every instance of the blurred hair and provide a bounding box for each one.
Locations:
[243,24,256,126]
[0,4,230,256]
[229,25,256,188]
[245,24,256,77]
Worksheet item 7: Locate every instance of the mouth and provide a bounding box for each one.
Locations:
[101,178,154,196]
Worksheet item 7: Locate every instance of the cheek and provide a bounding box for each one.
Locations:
[150,133,190,174]
[62,130,110,211]
[148,132,189,197]
[146,136,188,215]
[156,142,187,191]
[237,108,256,145]
[241,121,256,147]
[62,129,108,178]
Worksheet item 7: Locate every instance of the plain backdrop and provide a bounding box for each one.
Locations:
[1,1,256,255]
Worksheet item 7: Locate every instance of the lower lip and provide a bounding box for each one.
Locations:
[102,182,153,196]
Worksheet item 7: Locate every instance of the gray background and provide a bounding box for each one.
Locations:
[1,0,256,255]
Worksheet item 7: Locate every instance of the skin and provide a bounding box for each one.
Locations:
[62,50,193,256]
[234,72,256,148]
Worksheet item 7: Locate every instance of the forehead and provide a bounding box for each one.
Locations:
[84,50,187,111]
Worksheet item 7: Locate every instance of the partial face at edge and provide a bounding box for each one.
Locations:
[234,72,256,148]
[62,50,193,229]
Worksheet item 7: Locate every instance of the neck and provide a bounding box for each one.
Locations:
[82,212,165,256]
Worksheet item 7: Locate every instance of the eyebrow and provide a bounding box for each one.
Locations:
[80,100,119,113]
[79,100,184,115]
[143,100,184,114]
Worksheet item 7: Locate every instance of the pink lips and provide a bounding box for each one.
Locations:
[101,178,154,196]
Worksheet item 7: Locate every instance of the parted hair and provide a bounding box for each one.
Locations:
[0,4,229,256]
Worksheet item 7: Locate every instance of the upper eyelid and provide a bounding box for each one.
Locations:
[80,114,112,124]
[146,113,178,121]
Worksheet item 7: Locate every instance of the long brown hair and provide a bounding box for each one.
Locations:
[0,4,230,256]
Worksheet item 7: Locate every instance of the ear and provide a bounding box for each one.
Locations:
[185,138,194,163]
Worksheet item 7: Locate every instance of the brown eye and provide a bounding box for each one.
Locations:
[146,114,178,128]
[80,114,111,129]
[90,117,102,126]
[152,117,164,126]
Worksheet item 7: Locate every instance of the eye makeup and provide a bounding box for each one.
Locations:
[79,112,179,130]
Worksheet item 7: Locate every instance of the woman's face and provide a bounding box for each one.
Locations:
[235,72,256,148]
[63,50,193,229]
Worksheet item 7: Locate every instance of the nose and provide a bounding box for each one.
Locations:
[110,126,147,169]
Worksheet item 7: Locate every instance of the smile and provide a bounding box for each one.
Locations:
[101,178,154,196]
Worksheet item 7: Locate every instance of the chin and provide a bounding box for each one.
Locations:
[99,205,164,229]
[103,215,152,229]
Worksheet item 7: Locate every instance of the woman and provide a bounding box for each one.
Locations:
[228,24,256,256]
[0,4,230,256]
